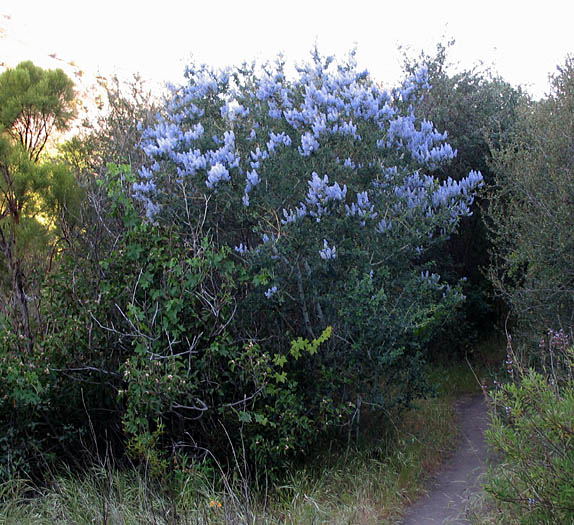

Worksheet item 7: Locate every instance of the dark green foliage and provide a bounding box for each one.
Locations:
[0,52,483,484]
[9,165,352,480]
[488,56,574,343]
[403,41,525,349]
[486,332,574,524]
[135,53,475,435]
[483,56,574,524]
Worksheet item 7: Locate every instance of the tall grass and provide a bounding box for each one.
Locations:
[0,354,498,525]
[0,395,460,525]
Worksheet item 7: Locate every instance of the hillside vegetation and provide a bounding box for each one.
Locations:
[0,44,572,524]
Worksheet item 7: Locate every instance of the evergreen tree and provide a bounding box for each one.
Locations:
[0,62,77,350]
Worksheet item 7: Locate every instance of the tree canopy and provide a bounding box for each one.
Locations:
[0,62,77,351]
[488,56,574,339]
[0,61,75,162]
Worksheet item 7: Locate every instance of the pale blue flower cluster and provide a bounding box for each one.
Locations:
[385,169,483,224]
[319,239,337,260]
[376,218,393,233]
[383,117,456,168]
[421,270,441,285]
[343,157,356,169]
[395,66,431,104]
[281,205,308,225]
[221,102,250,121]
[242,168,261,206]
[136,50,483,263]
[264,285,278,299]
[133,163,161,219]
[249,147,268,170]
[206,163,230,188]
[420,269,465,300]
[261,233,277,244]
[306,172,347,208]
[431,170,484,221]
[266,131,292,153]
[141,58,454,205]
[298,132,320,156]
[346,191,378,225]
[234,243,249,254]
[245,169,261,192]
[281,173,348,225]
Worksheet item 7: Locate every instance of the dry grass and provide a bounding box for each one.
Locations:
[0,394,460,524]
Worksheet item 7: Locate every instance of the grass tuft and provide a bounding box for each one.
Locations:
[0,394,459,524]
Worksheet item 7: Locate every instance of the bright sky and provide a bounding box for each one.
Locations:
[2,0,573,99]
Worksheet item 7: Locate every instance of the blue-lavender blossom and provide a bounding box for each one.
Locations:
[312,114,328,137]
[133,180,156,194]
[180,149,207,176]
[266,132,292,153]
[206,163,231,188]
[421,270,441,285]
[264,286,278,299]
[281,204,308,224]
[133,175,160,219]
[332,120,361,141]
[250,147,269,169]
[136,49,483,258]
[234,243,249,254]
[395,66,431,104]
[376,218,392,233]
[221,102,250,121]
[298,132,320,156]
[383,116,456,168]
[245,169,261,193]
[268,104,282,119]
[183,123,204,142]
[431,171,484,219]
[345,191,377,224]
[319,239,337,260]
[343,157,356,169]
[305,172,347,220]
[261,233,277,244]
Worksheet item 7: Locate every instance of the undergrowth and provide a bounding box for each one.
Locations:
[469,331,574,525]
[0,391,463,524]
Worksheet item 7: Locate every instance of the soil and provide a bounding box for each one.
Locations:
[401,394,489,524]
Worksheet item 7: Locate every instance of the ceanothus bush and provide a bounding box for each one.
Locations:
[130,49,483,462]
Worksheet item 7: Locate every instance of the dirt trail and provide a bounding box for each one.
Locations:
[401,394,489,524]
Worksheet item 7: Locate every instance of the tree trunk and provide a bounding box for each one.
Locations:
[0,227,33,352]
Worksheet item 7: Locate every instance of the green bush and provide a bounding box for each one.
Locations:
[488,57,574,345]
[27,165,351,478]
[132,49,482,421]
[486,331,574,523]
[403,41,525,350]
[1,50,486,482]
[483,56,574,524]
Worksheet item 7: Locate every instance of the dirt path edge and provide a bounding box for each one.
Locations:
[401,394,489,524]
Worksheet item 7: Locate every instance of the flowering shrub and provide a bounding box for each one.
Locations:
[0,51,487,482]
[129,49,483,458]
[135,48,480,381]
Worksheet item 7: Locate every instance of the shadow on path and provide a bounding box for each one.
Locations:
[401,394,489,524]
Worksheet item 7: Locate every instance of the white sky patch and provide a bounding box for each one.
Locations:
[1,0,573,98]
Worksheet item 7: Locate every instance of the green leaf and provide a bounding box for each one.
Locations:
[274,372,287,384]
[238,411,252,423]
[273,354,287,368]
